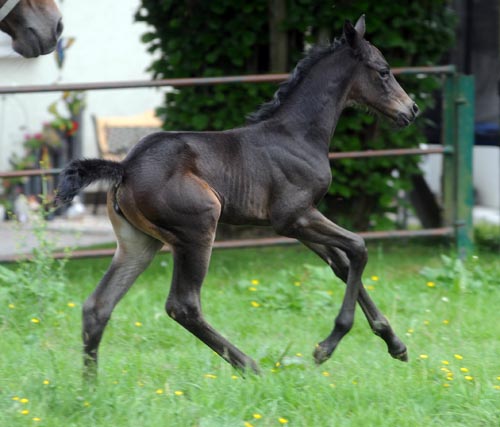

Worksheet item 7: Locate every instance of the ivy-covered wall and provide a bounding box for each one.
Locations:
[136,0,455,230]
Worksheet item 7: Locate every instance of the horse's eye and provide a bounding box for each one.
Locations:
[379,69,390,79]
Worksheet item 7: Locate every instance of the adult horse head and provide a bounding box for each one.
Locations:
[0,0,63,57]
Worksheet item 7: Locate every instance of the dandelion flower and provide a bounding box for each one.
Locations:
[155,389,164,395]
[419,354,429,360]
[443,383,450,388]
[322,371,330,377]
[279,417,289,424]
[174,390,184,396]
[32,417,41,422]
[253,414,262,419]
[251,301,260,308]
[135,322,143,327]
[21,409,29,415]
[464,375,474,381]
[8,303,15,309]
[494,385,500,390]
[371,275,379,281]
[442,360,449,365]
[296,353,303,357]
[31,318,40,324]
[20,398,29,404]
[204,374,217,379]
[12,396,19,401]
[67,302,76,308]
[424,320,430,326]
[426,281,436,288]
[248,287,257,292]
[407,328,414,334]
[365,285,375,291]
[43,380,49,385]
[83,401,91,407]
[251,279,259,285]
[460,367,469,373]
[454,354,463,360]
[231,375,239,380]
[294,281,301,287]
[244,422,254,427]
[442,319,449,325]
[496,376,500,381]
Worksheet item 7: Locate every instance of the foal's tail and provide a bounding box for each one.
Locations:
[56,159,124,205]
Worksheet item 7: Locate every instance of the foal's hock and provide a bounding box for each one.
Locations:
[57,15,418,376]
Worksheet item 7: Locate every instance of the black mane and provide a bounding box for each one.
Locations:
[247,37,346,124]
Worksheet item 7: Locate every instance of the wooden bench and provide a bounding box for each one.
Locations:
[88,110,163,211]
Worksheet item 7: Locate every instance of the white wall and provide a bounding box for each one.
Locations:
[0,0,164,170]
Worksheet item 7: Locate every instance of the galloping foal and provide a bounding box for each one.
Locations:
[57,16,418,376]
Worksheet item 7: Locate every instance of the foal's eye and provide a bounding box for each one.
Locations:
[379,69,390,79]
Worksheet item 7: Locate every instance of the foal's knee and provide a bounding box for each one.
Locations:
[165,298,202,328]
[345,235,367,267]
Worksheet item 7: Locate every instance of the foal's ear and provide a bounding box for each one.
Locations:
[343,20,361,50]
[354,14,366,38]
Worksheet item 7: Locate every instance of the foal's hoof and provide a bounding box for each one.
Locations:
[313,344,332,365]
[390,349,409,362]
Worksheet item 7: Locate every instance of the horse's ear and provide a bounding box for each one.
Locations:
[343,20,359,49]
[354,14,366,38]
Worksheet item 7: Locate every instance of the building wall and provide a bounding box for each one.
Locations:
[0,0,164,170]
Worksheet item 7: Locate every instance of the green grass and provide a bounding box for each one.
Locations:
[1,242,500,426]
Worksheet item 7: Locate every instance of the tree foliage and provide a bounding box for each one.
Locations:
[136,0,455,230]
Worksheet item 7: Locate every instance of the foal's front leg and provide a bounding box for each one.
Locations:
[274,208,368,364]
[302,241,408,361]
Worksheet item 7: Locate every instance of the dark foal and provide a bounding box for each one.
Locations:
[57,16,417,376]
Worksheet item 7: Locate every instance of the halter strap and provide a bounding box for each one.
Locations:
[0,0,21,22]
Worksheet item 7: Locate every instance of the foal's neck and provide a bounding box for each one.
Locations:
[275,48,359,149]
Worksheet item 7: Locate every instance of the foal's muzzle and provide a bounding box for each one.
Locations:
[396,102,419,128]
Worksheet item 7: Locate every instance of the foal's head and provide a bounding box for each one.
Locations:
[344,15,419,127]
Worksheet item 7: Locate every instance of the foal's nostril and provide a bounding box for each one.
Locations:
[412,103,419,116]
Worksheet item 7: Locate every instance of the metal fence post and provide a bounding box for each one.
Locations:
[442,73,475,257]
[455,75,475,257]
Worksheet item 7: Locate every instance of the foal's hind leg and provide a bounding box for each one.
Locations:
[165,237,260,373]
[302,241,407,361]
[82,202,162,378]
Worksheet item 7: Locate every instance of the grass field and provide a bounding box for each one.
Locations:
[1,241,500,426]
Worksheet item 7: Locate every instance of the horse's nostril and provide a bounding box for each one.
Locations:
[412,103,419,116]
[56,19,63,38]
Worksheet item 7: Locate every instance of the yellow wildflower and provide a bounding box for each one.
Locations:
[322,371,330,376]
[8,303,15,309]
[442,319,449,325]
[67,302,76,308]
[443,383,450,388]
[419,354,429,360]
[442,360,449,365]
[43,380,49,385]
[135,322,143,327]
[12,396,19,401]
[464,375,474,381]
[251,301,260,308]
[253,414,262,419]
[32,417,41,422]
[204,374,217,379]
[174,390,184,396]
[251,279,259,285]
[31,318,40,324]
[21,409,29,415]
[371,275,379,281]
[426,281,436,288]
[279,418,289,424]
[244,422,254,427]
[231,375,239,380]
[155,389,164,395]
[460,367,469,373]
[248,287,257,292]
[20,398,29,404]
[454,354,463,360]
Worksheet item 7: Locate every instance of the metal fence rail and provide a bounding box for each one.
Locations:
[0,65,474,262]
